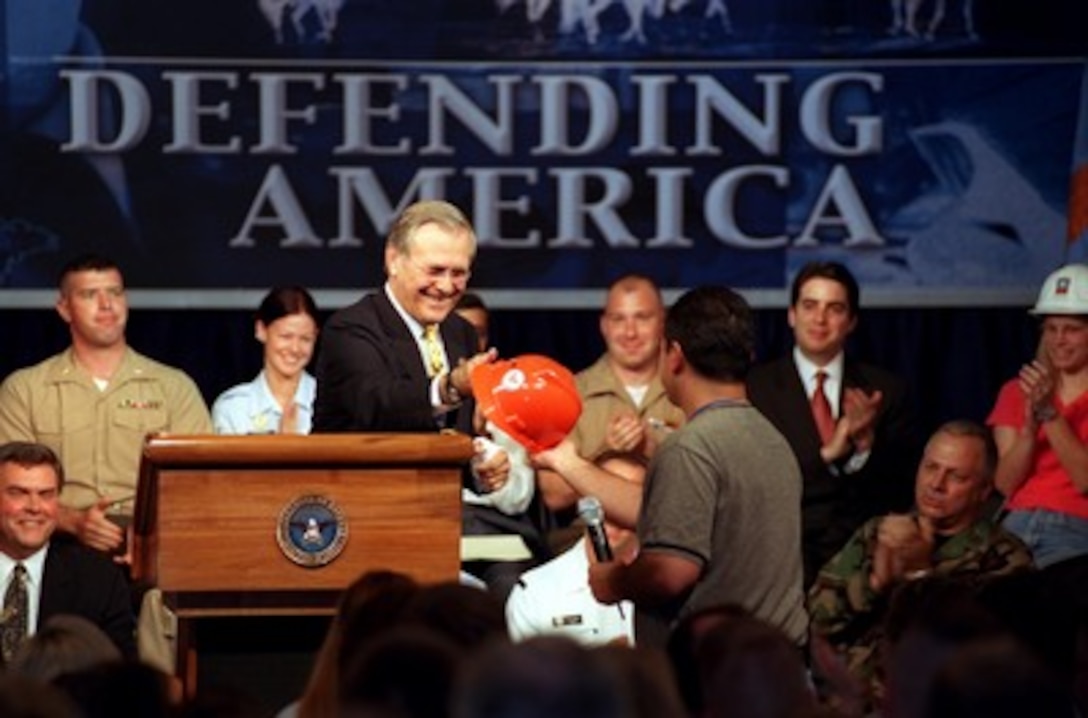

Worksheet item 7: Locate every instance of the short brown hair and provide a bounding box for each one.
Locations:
[790,261,860,317]
[57,254,122,293]
[0,442,65,490]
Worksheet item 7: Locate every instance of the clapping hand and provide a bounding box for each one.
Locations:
[606,414,648,454]
[842,387,882,452]
[870,514,934,592]
[279,402,300,434]
[1019,359,1056,427]
[79,497,127,556]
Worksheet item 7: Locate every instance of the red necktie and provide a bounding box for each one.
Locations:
[811,370,836,445]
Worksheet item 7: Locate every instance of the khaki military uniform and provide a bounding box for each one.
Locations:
[569,355,685,459]
[0,347,211,515]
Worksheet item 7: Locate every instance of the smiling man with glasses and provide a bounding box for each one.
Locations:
[314,200,494,430]
[313,200,547,596]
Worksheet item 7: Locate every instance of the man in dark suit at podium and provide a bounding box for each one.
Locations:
[313,199,494,439]
[313,200,545,594]
[0,441,135,661]
[747,262,920,587]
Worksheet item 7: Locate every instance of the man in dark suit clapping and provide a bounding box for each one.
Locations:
[748,261,921,588]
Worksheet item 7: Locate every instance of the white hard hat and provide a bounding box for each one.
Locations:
[1031,264,1088,315]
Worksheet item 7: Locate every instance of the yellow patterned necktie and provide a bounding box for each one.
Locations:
[423,325,445,378]
[1,563,28,664]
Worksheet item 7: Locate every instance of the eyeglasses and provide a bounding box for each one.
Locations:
[403,256,471,285]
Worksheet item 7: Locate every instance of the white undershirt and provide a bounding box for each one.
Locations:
[625,384,649,408]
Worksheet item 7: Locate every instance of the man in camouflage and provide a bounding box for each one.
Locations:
[807,419,1033,707]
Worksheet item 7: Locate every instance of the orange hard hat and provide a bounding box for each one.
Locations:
[471,354,582,453]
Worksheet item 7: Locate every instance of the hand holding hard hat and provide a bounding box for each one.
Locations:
[470,354,583,453]
[470,435,511,493]
[447,347,499,402]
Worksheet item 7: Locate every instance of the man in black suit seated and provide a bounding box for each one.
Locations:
[0,441,135,661]
[747,261,921,587]
[313,199,545,595]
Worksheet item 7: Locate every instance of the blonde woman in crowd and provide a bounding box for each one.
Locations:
[989,264,1088,568]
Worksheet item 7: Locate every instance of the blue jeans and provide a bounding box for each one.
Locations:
[1002,508,1088,568]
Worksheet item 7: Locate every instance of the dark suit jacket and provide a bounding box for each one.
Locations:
[747,355,920,587]
[312,291,547,556]
[39,533,136,658]
[313,290,477,434]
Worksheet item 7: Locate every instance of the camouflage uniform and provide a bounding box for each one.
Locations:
[807,515,1033,706]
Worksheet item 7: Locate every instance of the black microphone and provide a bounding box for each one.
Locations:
[577,496,613,562]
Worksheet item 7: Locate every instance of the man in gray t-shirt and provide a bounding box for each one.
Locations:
[589,286,808,648]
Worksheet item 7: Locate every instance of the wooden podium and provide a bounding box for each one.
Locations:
[132,432,473,695]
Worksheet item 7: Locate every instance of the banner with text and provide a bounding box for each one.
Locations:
[1,1,1082,306]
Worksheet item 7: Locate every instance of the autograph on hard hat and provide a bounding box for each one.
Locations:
[496,368,526,392]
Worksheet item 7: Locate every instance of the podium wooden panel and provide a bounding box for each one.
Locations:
[132,432,472,695]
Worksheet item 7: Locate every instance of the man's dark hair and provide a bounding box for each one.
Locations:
[789,261,860,317]
[665,286,754,382]
[0,442,65,490]
[454,292,488,312]
[57,254,121,291]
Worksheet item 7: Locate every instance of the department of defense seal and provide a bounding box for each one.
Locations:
[276,494,349,567]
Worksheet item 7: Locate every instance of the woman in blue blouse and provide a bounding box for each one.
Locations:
[212,286,320,434]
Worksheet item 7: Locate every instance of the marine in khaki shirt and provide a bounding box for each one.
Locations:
[0,347,210,515]
[0,255,211,551]
[537,274,684,516]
